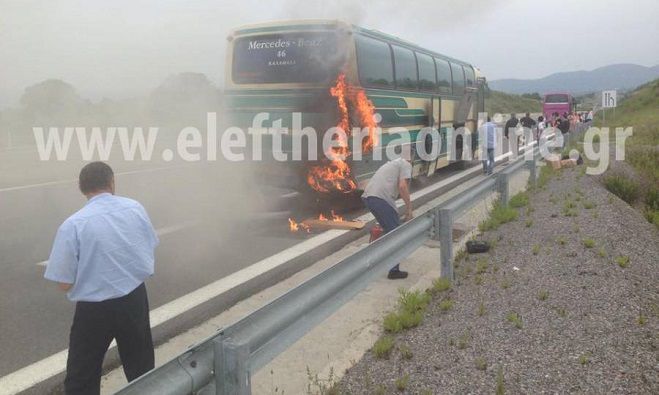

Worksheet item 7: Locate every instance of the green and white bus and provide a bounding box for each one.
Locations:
[225,19,486,196]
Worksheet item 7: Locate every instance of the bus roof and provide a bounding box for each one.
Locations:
[229,19,475,69]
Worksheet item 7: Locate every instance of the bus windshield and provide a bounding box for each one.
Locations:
[232,32,341,84]
[544,94,569,104]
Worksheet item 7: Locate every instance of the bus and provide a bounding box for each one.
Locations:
[542,92,576,121]
[224,20,486,198]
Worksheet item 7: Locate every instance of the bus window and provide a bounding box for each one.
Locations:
[544,94,569,103]
[392,45,418,90]
[435,58,452,94]
[355,35,394,88]
[232,33,340,84]
[464,66,475,87]
[450,62,465,95]
[416,52,437,92]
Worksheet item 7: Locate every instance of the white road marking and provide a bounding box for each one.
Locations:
[0,164,193,193]
[34,221,198,267]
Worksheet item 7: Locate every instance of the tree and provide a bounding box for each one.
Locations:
[20,79,84,120]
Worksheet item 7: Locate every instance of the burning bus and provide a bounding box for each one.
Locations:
[224,20,486,202]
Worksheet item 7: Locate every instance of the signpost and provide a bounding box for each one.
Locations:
[601,89,617,122]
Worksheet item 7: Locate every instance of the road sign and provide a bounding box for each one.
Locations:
[602,90,617,108]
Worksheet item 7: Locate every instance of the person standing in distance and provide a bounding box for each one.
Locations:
[362,148,413,279]
[480,116,497,175]
[44,161,159,395]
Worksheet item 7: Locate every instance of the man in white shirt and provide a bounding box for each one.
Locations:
[362,153,413,279]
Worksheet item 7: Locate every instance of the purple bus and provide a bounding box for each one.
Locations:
[542,92,576,121]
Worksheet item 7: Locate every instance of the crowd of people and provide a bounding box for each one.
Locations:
[499,110,594,149]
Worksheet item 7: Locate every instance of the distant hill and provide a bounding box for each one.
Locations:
[489,64,659,95]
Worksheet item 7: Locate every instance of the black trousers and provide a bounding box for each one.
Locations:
[64,283,154,395]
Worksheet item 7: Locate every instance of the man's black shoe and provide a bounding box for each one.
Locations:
[387,270,409,280]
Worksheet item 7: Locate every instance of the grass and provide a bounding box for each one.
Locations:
[399,289,431,312]
[476,258,489,274]
[509,192,529,208]
[579,353,590,365]
[496,366,505,395]
[597,247,607,258]
[525,219,533,228]
[383,290,430,333]
[478,301,487,316]
[306,367,341,395]
[603,175,640,204]
[638,313,647,326]
[373,336,394,359]
[538,290,549,301]
[479,200,519,232]
[475,357,488,371]
[457,331,470,349]
[532,244,540,255]
[582,238,595,248]
[537,164,556,189]
[383,312,404,333]
[506,311,523,329]
[399,344,413,360]
[615,255,630,268]
[431,277,451,293]
[439,299,454,312]
[501,277,511,289]
[583,201,596,209]
[398,310,423,329]
[395,374,409,391]
[595,79,659,187]
[555,307,568,317]
[645,207,659,229]
[556,236,566,246]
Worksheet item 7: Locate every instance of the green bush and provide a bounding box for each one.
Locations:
[373,336,394,359]
[383,290,430,333]
[603,175,640,204]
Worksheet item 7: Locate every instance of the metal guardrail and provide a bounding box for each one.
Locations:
[117,146,541,395]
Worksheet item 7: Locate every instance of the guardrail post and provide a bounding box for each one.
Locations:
[215,338,251,395]
[526,154,537,190]
[497,172,510,205]
[431,209,441,241]
[438,208,454,281]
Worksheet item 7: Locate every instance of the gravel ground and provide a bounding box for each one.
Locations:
[340,165,659,394]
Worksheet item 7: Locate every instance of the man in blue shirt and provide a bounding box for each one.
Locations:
[480,116,497,175]
[45,161,159,395]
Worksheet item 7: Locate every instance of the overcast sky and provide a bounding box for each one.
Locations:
[1,0,658,108]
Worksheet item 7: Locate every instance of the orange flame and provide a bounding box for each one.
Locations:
[288,218,310,233]
[306,73,378,194]
[330,210,344,221]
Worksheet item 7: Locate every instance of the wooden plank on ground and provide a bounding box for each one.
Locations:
[302,219,366,230]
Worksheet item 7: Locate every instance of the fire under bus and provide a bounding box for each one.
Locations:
[224,20,486,205]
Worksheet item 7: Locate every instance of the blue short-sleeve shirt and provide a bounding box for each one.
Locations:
[44,193,159,302]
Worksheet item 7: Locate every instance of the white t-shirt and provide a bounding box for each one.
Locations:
[362,158,412,208]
